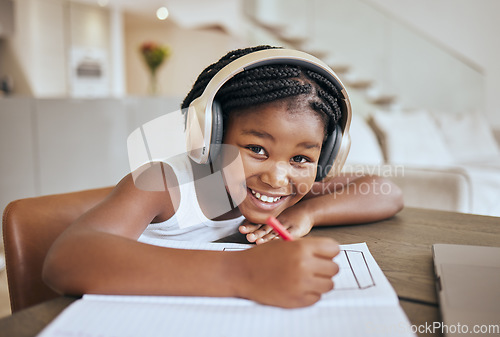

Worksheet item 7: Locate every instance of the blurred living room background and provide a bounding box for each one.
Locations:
[2,0,500,218]
[1,0,500,224]
[1,0,500,317]
[1,0,500,293]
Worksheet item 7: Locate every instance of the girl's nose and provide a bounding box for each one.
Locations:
[260,161,290,188]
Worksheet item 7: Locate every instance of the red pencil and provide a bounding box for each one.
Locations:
[266,216,294,241]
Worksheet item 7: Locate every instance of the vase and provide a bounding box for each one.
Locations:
[148,70,159,95]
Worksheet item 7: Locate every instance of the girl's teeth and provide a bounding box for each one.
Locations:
[251,189,281,203]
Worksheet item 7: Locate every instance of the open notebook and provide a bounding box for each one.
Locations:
[37,241,415,337]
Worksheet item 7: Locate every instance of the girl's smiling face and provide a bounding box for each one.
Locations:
[222,100,326,224]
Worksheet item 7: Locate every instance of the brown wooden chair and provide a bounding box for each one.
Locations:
[2,187,113,313]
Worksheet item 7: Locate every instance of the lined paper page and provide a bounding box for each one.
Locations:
[37,242,416,337]
[39,298,414,337]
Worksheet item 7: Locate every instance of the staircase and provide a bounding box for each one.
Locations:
[241,0,484,117]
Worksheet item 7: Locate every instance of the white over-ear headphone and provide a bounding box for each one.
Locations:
[185,48,352,180]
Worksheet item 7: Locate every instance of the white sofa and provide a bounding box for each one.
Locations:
[344,108,500,217]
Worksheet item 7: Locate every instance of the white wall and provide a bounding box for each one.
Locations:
[0,97,183,216]
[67,1,113,97]
[4,0,118,97]
[4,0,247,99]
[124,12,245,98]
[10,0,67,97]
[366,0,500,127]
[0,98,37,211]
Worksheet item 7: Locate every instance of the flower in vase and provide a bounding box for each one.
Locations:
[139,41,171,94]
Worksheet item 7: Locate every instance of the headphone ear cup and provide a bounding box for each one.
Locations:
[316,124,342,181]
[208,100,224,162]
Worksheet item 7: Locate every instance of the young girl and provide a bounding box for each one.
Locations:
[43,46,403,309]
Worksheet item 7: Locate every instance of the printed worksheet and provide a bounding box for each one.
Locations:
[37,242,416,337]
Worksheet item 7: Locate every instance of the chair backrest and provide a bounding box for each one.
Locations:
[2,187,113,313]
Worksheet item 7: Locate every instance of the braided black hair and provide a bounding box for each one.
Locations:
[181,45,343,139]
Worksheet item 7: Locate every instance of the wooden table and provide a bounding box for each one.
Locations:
[1,207,499,337]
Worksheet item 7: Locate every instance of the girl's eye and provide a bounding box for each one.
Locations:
[247,146,265,155]
[291,155,309,164]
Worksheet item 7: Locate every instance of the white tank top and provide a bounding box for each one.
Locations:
[138,155,245,245]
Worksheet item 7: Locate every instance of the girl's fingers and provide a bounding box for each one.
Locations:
[239,220,303,244]
[249,225,274,243]
[256,229,281,244]
[256,223,296,243]
[239,223,262,234]
[239,223,272,242]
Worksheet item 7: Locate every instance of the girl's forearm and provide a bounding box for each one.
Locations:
[42,228,342,309]
[301,176,404,226]
[43,229,242,298]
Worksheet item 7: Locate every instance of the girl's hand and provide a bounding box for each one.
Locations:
[233,237,340,308]
[239,206,314,244]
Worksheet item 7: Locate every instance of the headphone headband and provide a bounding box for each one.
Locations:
[186,48,352,180]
